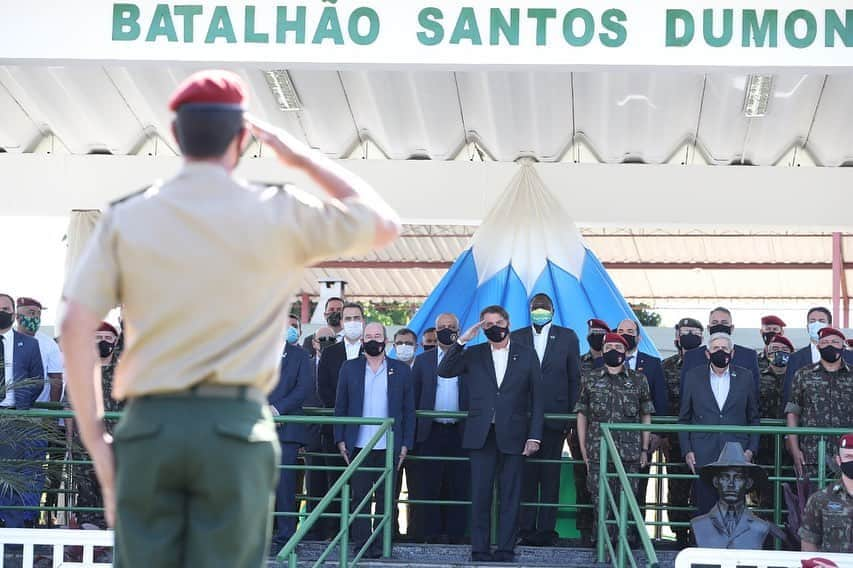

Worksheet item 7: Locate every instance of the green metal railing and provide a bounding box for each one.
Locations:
[597,423,852,568]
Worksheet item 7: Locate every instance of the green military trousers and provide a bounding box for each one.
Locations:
[112,395,280,568]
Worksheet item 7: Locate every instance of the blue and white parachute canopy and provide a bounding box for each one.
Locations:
[407,163,659,357]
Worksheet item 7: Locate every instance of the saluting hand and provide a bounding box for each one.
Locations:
[245,115,308,168]
[459,321,484,344]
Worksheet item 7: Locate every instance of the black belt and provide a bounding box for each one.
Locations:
[142,384,265,404]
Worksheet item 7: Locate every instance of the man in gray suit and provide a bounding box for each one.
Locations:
[678,333,759,516]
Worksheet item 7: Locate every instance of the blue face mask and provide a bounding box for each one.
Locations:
[286,326,299,345]
[808,321,827,342]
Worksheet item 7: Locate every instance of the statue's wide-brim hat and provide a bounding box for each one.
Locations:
[699,442,767,485]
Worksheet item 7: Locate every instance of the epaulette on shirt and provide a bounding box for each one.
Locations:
[109,185,153,207]
[249,180,288,191]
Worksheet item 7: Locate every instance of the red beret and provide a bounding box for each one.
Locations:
[802,558,838,568]
[839,433,853,449]
[769,335,794,351]
[168,70,248,112]
[760,315,786,327]
[16,297,45,310]
[818,327,846,341]
[587,318,610,332]
[847,338,853,348]
[97,322,118,336]
[603,333,628,348]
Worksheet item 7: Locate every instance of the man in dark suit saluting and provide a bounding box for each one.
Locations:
[512,293,580,547]
[679,332,759,516]
[438,305,544,563]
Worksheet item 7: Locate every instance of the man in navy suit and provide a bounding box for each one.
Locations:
[410,312,469,544]
[782,306,853,405]
[438,305,544,564]
[335,322,415,558]
[268,315,313,548]
[678,332,759,516]
[0,293,44,528]
[615,318,667,517]
[681,307,761,397]
[512,293,580,547]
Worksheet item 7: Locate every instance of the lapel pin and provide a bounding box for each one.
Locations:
[511,354,519,361]
[549,335,556,340]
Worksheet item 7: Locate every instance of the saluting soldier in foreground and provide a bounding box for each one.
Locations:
[60,70,399,567]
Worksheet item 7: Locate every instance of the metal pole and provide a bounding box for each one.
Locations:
[832,232,842,324]
[818,437,826,489]
[618,490,628,568]
[383,427,394,558]
[773,433,782,550]
[597,435,609,564]
[300,292,311,324]
[340,484,350,568]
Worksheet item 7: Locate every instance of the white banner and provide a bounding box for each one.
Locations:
[0,1,851,69]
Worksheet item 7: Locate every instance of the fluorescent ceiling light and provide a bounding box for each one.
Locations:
[743,74,773,118]
[262,70,302,111]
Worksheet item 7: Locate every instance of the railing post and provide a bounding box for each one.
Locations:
[818,437,826,489]
[773,432,782,550]
[383,426,394,558]
[340,483,350,568]
[618,490,628,568]
[597,432,609,564]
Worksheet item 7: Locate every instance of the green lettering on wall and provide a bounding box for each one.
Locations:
[703,8,732,47]
[313,6,344,44]
[785,9,817,48]
[205,5,236,43]
[417,7,444,45]
[599,9,627,48]
[490,8,519,46]
[174,5,203,42]
[349,7,379,45]
[666,9,694,47]
[112,3,141,41]
[244,6,269,43]
[742,9,778,47]
[276,6,306,44]
[562,8,594,46]
[527,8,557,46]
[146,4,178,42]
[450,7,482,45]
[825,9,852,47]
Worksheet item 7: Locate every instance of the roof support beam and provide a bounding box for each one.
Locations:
[314,260,853,270]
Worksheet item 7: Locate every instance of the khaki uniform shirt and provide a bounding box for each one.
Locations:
[63,163,377,400]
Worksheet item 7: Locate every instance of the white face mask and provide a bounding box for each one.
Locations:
[808,321,827,342]
[395,345,415,362]
[343,321,364,341]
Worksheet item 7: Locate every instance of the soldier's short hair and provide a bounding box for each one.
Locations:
[708,332,733,350]
[480,305,510,323]
[709,306,732,319]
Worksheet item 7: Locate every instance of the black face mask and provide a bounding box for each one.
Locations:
[484,325,509,343]
[761,332,777,346]
[423,344,436,351]
[587,333,605,352]
[436,328,458,346]
[98,340,115,359]
[771,351,790,367]
[840,460,853,480]
[621,333,637,351]
[363,340,385,357]
[326,311,342,327]
[317,337,336,352]
[819,345,842,364]
[0,311,13,329]
[603,349,625,367]
[708,324,732,336]
[709,350,732,368]
[679,333,702,351]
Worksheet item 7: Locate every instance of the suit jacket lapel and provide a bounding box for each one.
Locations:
[721,370,738,413]
[541,326,558,368]
[353,358,367,417]
[700,367,721,412]
[482,344,498,390]
[499,342,521,392]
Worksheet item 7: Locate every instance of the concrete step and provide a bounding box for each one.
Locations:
[269,541,679,567]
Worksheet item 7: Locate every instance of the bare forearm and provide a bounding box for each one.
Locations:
[49,374,63,402]
[641,414,651,450]
[786,413,799,450]
[577,414,588,461]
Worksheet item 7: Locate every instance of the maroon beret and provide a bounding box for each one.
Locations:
[802,558,838,568]
[839,433,853,449]
[769,335,794,351]
[847,339,853,348]
[587,318,610,332]
[168,70,248,112]
[603,333,628,348]
[97,322,118,336]
[818,327,846,341]
[760,315,786,327]
[16,297,45,310]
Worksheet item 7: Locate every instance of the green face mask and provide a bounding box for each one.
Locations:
[530,308,553,326]
[18,315,40,334]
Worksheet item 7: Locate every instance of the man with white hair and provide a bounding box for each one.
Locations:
[678,332,759,516]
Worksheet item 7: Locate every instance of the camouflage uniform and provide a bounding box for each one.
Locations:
[661,353,693,539]
[757,351,770,375]
[799,481,853,552]
[755,366,788,513]
[74,364,124,528]
[574,368,654,537]
[784,362,853,480]
[568,352,600,537]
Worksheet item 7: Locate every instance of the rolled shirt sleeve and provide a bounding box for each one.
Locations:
[62,209,120,317]
[639,374,656,415]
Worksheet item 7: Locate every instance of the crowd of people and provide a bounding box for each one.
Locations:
[1,294,852,559]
